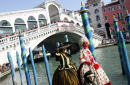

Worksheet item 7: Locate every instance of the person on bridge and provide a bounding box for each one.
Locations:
[52,42,80,85]
[78,37,111,85]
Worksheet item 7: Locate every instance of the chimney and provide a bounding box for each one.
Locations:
[64,9,66,13]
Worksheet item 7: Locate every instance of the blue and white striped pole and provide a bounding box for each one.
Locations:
[65,35,70,54]
[56,42,60,48]
[42,45,52,85]
[16,51,23,85]
[7,52,16,85]
[118,31,130,85]
[29,48,38,85]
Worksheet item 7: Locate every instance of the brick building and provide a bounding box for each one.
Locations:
[102,0,130,39]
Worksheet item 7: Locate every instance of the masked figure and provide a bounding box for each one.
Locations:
[78,37,111,85]
[52,42,80,85]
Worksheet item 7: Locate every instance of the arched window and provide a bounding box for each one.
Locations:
[28,16,36,21]
[0,20,11,26]
[39,14,45,19]
[97,23,102,28]
[14,18,26,33]
[75,16,78,20]
[64,17,68,22]
[96,16,100,21]
[95,9,99,14]
[71,20,74,23]
[15,18,25,23]
[27,16,37,29]
[0,20,12,37]
[77,23,80,26]
[38,14,47,27]
[89,18,92,23]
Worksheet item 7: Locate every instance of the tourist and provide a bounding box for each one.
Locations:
[6,34,9,37]
[2,64,7,72]
[6,63,10,71]
[28,28,31,31]
[0,35,3,39]
[0,65,3,73]
[78,37,111,85]
[52,42,80,85]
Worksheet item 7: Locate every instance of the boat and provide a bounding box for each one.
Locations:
[27,47,51,63]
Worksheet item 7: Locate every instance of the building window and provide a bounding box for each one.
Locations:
[96,16,100,21]
[117,12,123,20]
[118,5,122,9]
[121,0,125,3]
[86,6,89,9]
[93,3,98,7]
[120,12,123,19]
[97,23,102,28]
[87,12,91,16]
[122,5,126,11]
[89,18,92,23]
[122,21,125,25]
[108,8,111,11]
[111,7,115,11]
[95,9,99,14]
[0,20,11,26]
[112,30,115,34]
[113,14,116,18]
[103,9,106,12]
[123,28,126,32]
[75,16,78,20]
[111,24,114,27]
[105,16,107,20]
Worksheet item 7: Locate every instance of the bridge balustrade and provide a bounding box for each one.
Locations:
[0,23,103,52]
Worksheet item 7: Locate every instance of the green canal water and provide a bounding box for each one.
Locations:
[0,44,130,85]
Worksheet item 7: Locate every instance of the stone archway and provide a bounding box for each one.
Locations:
[64,17,68,22]
[0,20,13,37]
[48,5,60,23]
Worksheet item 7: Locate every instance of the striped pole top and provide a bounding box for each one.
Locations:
[79,1,89,14]
[113,17,119,34]
[125,10,130,17]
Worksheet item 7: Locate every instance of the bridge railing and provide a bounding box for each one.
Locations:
[0,23,58,52]
[0,23,103,52]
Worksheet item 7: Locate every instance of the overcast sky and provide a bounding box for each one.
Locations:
[0,0,111,13]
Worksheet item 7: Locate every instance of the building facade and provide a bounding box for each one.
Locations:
[85,0,106,37]
[102,0,130,38]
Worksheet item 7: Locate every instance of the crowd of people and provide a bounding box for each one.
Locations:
[0,63,10,75]
[0,20,75,39]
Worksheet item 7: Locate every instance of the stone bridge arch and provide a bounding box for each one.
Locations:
[0,24,103,67]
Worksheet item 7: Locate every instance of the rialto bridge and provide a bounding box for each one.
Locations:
[0,0,103,67]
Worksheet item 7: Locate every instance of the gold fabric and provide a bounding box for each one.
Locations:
[52,68,80,85]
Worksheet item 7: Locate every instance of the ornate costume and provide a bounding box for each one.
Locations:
[78,37,111,85]
[52,43,80,85]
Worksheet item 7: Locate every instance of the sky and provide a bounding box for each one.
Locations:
[0,0,111,13]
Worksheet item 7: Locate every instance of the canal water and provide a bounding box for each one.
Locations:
[0,44,130,85]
